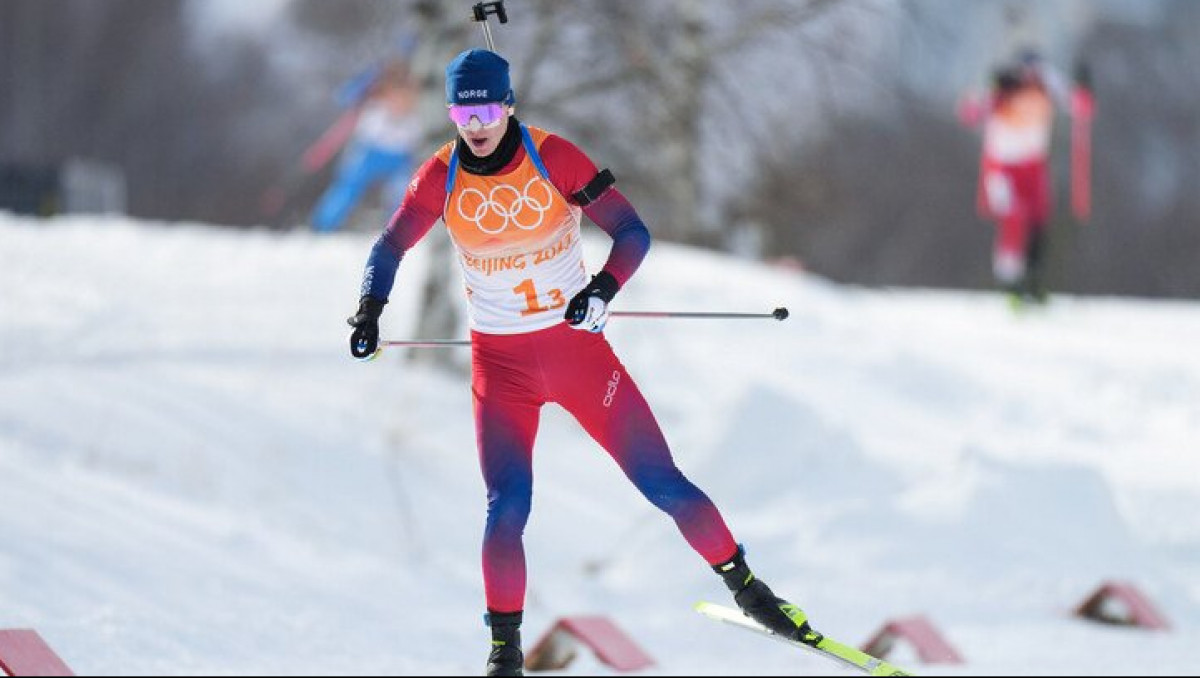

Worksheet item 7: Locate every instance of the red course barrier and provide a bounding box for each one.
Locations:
[0,630,74,677]
[525,616,654,672]
[1075,581,1170,630]
[861,616,964,665]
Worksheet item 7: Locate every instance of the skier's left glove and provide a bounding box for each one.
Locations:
[347,296,387,360]
[564,271,619,333]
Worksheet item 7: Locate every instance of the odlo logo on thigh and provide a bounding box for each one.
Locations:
[603,371,622,408]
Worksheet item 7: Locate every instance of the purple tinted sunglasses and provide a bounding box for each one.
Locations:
[448,103,506,130]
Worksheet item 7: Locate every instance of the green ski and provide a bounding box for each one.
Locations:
[695,601,913,676]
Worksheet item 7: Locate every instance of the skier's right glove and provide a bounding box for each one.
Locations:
[347,296,387,360]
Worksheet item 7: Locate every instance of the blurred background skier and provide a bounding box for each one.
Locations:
[959,48,1094,305]
[310,57,422,234]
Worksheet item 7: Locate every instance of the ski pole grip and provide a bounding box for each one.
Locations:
[773,307,790,321]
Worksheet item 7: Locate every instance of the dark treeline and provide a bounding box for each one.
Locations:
[0,0,303,224]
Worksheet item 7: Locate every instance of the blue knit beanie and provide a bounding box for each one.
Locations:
[445,49,514,105]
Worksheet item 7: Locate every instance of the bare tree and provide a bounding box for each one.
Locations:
[403,0,474,371]
[511,0,845,243]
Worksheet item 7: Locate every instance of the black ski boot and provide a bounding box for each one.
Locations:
[714,546,823,646]
[485,610,524,677]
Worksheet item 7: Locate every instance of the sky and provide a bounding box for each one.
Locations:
[1,214,1199,675]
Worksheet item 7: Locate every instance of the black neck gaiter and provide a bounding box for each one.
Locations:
[455,117,523,176]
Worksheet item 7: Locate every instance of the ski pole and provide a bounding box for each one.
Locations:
[610,308,790,321]
[471,1,508,51]
[380,340,472,348]
[378,307,790,348]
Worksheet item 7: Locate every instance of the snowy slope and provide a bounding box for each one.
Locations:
[1,214,1199,676]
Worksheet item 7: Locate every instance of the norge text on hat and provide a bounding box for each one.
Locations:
[446,49,514,106]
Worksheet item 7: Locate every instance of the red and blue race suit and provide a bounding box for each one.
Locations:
[359,123,739,613]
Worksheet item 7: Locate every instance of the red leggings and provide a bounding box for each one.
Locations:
[471,323,738,613]
[982,158,1051,259]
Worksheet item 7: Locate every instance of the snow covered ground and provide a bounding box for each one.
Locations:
[2,214,1199,676]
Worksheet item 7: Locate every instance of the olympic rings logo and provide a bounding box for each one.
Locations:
[456,178,555,235]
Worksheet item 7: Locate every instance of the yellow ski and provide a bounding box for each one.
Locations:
[695,601,913,676]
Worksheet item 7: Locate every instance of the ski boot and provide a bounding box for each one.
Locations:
[713,546,823,646]
[485,610,524,677]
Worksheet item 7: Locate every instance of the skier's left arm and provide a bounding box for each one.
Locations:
[1040,65,1072,109]
[540,134,651,330]
[542,134,651,286]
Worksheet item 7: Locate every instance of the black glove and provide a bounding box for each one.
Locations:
[564,271,620,333]
[347,296,387,359]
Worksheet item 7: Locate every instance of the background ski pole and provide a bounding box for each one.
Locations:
[378,307,790,348]
[1071,61,1095,223]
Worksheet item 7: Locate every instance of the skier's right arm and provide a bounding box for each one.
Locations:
[349,155,448,359]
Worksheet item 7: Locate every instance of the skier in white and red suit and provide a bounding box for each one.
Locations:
[959,51,1093,302]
